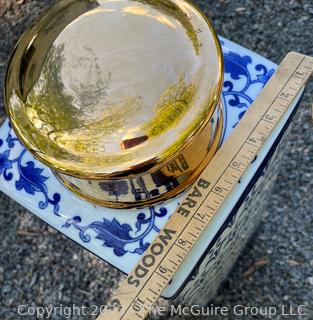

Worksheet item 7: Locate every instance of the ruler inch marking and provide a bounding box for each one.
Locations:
[246,140,260,148]
[169,259,178,267]
[146,297,153,304]
[176,253,184,260]
[97,52,313,320]
[187,231,197,238]
[155,271,169,282]
[148,288,158,296]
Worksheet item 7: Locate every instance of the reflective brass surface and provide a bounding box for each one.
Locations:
[56,102,223,208]
[5,0,223,208]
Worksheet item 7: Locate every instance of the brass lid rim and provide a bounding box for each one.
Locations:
[54,104,224,209]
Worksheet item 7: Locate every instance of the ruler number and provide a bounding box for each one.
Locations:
[279,92,293,100]
[196,212,206,220]
[132,297,145,313]
[214,186,223,194]
[263,114,274,122]
[158,266,167,274]
[294,70,307,78]
[177,238,187,247]
[248,137,257,144]
[231,160,242,170]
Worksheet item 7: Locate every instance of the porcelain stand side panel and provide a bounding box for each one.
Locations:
[172,112,297,306]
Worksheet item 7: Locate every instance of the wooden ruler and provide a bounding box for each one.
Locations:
[97,52,313,320]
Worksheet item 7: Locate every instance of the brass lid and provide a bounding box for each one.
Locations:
[5,0,223,180]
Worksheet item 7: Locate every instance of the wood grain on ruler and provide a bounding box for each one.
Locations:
[96,52,313,320]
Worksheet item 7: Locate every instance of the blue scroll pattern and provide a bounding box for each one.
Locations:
[62,206,168,257]
[0,123,61,215]
[221,40,275,136]
[0,46,275,258]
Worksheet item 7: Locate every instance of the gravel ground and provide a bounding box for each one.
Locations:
[0,1,313,319]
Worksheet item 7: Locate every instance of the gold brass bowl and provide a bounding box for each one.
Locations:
[4,0,224,208]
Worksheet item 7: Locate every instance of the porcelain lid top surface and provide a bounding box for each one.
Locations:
[5,0,223,179]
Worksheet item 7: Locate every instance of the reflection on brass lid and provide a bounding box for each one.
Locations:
[5,0,223,181]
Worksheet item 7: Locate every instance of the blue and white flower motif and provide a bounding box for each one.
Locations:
[16,161,49,194]
[0,128,61,215]
[63,216,135,257]
[224,51,252,80]
[63,206,168,257]
[256,64,275,84]
[0,40,278,260]
[221,41,276,133]
[0,150,12,175]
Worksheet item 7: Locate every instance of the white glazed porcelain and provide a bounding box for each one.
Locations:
[0,37,303,302]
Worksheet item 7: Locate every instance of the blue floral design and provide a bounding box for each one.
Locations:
[16,161,49,194]
[221,42,276,130]
[63,206,168,256]
[256,64,275,84]
[0,150,12,175]
[0,127,61,215]
[0,41,277,260]
[224,52,252,81]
